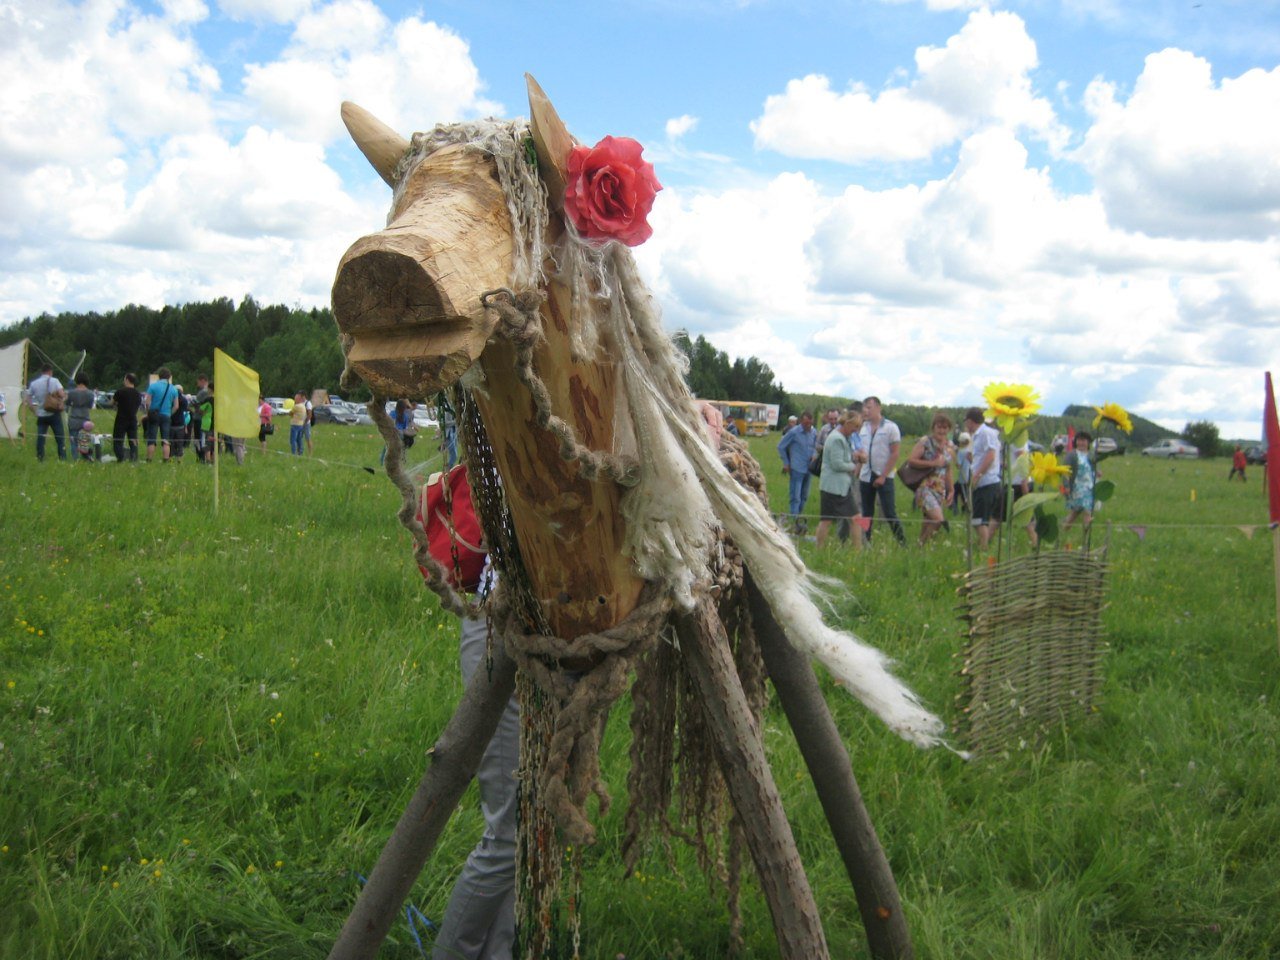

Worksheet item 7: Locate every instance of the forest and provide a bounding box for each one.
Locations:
[3,298,1186,449]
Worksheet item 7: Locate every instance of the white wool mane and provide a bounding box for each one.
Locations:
[408,120,945,749]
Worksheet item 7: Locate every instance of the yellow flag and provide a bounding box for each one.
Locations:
[213,348,261,439]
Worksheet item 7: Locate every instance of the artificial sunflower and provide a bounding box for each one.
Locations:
[1092,401,1133,434]
[982,382,1042,434]
[1029,451,1071,487]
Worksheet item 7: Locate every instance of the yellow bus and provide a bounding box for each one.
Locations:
[709,400,770,437]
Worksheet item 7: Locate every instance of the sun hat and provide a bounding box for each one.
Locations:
[957,431,971,446]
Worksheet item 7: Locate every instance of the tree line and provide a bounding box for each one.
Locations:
[0,297,346,399]
[3,301,1212,451]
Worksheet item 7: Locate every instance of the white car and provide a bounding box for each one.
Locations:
[1141,439,1199,459]
[265,397,291,416]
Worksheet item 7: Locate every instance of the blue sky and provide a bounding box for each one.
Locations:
[2,0,1278,437]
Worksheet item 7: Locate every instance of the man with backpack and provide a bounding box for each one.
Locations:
[25,363,67,461]
[144,368,179,463]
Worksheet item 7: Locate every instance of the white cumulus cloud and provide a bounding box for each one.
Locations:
[1077,48,1280,240]
[751,9,1065,163]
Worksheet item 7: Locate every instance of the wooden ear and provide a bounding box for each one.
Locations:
[525,74,574,213]
[341,101,411,188]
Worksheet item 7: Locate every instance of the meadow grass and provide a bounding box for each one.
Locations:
[1,427,1277,959]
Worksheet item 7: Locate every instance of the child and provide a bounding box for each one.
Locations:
[952,431,972,515]
[1061,431,1096,535]
[75,420,98,462]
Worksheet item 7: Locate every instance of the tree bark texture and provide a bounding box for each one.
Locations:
[674,600,831,960]
[746,575,915,960]
[327,642,518,960]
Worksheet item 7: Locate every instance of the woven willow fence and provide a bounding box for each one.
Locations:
[957,549,1108,758]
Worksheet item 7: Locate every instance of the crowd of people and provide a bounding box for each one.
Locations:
[20,364,312,466]
[20,364,462,472]
[778,397,1102,550]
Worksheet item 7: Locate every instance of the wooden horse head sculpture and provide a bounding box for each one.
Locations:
[328,76,945,960]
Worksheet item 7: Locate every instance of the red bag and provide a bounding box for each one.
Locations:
[416,464,486,592]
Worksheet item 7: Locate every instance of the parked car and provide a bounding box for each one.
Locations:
[1093,437,1121,456]
[312,404,356,424]
[1142,439,1199,459]
[265,397,291,416]
[1245,444,1267,465]
[94,389,115,409]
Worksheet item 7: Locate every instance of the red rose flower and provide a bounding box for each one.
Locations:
[563,136,662,246]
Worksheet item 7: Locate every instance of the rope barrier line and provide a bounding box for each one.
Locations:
[769,510,1276,531]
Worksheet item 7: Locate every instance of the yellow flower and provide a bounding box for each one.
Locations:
[1092,401,1133,434]
[982,382,1042,434]
[246,864,256,875]
[1029,452,1071,487]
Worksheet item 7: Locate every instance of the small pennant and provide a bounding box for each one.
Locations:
[854,516,872,533]
[1128,524,1147,541]
[1237,525,1256,540]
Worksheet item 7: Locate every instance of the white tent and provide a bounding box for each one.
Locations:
[0,339,27,442]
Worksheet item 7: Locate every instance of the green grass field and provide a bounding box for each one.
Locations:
[1,425,1277,959]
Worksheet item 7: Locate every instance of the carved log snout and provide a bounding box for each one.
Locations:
[333,131,517,399]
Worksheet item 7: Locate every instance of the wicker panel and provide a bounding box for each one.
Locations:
[957,550,1108,758]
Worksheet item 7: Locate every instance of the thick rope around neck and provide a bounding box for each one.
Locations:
[479,287,640,487]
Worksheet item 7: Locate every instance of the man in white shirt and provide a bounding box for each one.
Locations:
[857,396,906,545]
[963,407,1003,549]
[25,363,67,461]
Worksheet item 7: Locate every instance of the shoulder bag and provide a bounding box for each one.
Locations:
[41,376,66,413]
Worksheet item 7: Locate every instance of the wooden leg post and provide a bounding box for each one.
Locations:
[328,640,518,960]
[746,575,915,960]
[674,600,831,960]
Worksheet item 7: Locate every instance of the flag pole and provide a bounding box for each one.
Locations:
[1263,372,1280,656]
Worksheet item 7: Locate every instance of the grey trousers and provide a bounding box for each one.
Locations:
[431,615,520,960]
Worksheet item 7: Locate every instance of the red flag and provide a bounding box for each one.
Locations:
[1066,425,1075,452]
[1265,372,1280,525]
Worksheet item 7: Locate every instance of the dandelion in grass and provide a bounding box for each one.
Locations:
[1029,453,1071,487]
[246,864,256,875]
[1092,401,1133,434]
[982,382,1042,434]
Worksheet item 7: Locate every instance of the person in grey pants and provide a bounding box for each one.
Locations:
[432,593,520,960]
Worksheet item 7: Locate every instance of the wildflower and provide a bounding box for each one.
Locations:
[6,681,13,689]
[112,881,120,889]
[1,845,8,853]
[1091,401,1133,434]
[182,839,191,846]
[153,869,162,878]
[982,382,1042,434]
[274,860,283,869]
[140,858,149,866]
[101,865,109,873]
[246,864,256,875]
